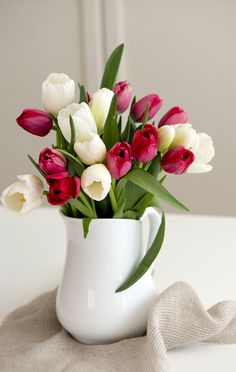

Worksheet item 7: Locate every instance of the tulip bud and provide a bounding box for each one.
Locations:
[1,175,43,214]
[187,133,215,173]
[16,109,53,137]
[158,106,188,127]
[161,146,195,175]
[90,88,114,133]
[58,103,97,143]
[81,164,111,201]
[74,132,106,165]
[158,125,175,153]
[106,142,132,180]
[132,124,158,163]
[113,81,132,113]
[170,124,197,149]
[42,73,75,115]
[131,94,163,122]
[46,172,80,205]
[39,148,67,175]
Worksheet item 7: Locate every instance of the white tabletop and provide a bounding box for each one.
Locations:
[0,207,236,370]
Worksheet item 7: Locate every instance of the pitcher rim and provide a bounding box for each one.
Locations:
[59,210,143,223]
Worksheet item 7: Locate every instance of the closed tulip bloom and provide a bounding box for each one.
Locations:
[106,142,132,180]
[58,103,97,143]
[81,164,111,201]
[170,124,197,149]
[131,94,163,122]
[158,125,175,153]
[113,81,132,113]
[158,106,188,127]
[132,124,158,163]
[1,175,43,214]
[187,133,215,173]
[39,148,67,175]
[161,146,195,175]
[42,73,75,115]
[16,109,53,137]
[90,88,114,132]
[46,172,80,205]
[74,132,106,165]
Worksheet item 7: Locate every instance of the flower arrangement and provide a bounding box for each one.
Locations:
[1,44,214,291]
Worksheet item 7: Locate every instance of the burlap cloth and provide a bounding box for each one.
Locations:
[0,281,236,371]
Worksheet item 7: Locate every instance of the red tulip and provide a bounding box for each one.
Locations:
[158,106,188,127]
[106,142,132,180]
[39,148,67,175]
[16,109,53,136]
[131,94,162,122]
[132,124,158,163]
[161,146,195,175]
[46,172,80,205]
[113,81,132,113]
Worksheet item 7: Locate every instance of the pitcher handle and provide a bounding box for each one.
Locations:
[140,207,161,276]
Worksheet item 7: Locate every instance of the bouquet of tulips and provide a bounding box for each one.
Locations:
[1,44,214,290]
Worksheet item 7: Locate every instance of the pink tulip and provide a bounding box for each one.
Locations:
[131,94,162,122]
[46,172,80,205]
[132,124,158,163]
[39,148,67,175]
[113,81,132,113]
[158,106,188,127]
[106,142,132,180]
[161,146,195,175]
[16,109,53,136]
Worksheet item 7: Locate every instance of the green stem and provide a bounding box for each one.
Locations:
[91,199,97,216]
[109,180,118,214]
[138,162,143,169]
[79,191,97,217]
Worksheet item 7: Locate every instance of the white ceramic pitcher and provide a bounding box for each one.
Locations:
[56,207,160,344]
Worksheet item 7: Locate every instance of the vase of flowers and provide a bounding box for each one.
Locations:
[1,44,214,344]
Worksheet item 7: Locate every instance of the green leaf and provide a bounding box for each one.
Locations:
[124,169,189,211]
[132,193,154,219]
[56,149,84,174]
[118,116,122,134]
[69,115,76,153]
[123,210,139,219]
[147,153,161,178]
[69,199,95,218]
[78,84,88,104]
[27,154,46,178]
[50,115,68,149]
[100,43,124,89]
[116,212,165,292]
[102,95,119,150]
[82,218,92,238]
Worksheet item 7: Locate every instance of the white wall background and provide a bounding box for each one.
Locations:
[0,0,235,216]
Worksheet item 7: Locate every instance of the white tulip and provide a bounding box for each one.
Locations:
[74,132,106,165]
[42,73,75,115]
[170,123,197,149]
[187,133,215,173]
[1,175,43,214]
[158,125,175,152]
[58,102,97,142]
[81,164,111,201]
[90,88,114,132]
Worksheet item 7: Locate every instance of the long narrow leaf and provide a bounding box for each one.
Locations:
[56,149,84,172]
[69,199,95,219]
[27,155,46,178]
[69,115,76,153]
[78,84,88,104]
[102,95,119,150]
[116,213,165,292]
[124,169,189,211]
[82,218,92,238]
[100,44,124,89]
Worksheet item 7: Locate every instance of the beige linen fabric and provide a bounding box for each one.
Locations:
[0,281,236,372]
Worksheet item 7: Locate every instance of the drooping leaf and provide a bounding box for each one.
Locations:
[124,169,189,211]
[27,154,46,178]
[100,44,124,89]
[102,95,119,150]
[82,218,92,238]
[116,212,165,292]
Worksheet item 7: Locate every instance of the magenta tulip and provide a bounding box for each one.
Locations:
[158,106,188,127]
[131,94,162,122]
[161,146,195,175]
[106,142,132,180]
[39,148,67,175]
[113,81,132,113]
[46,172,80,205]
[16,109,53,137]
[132,124,158,163]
